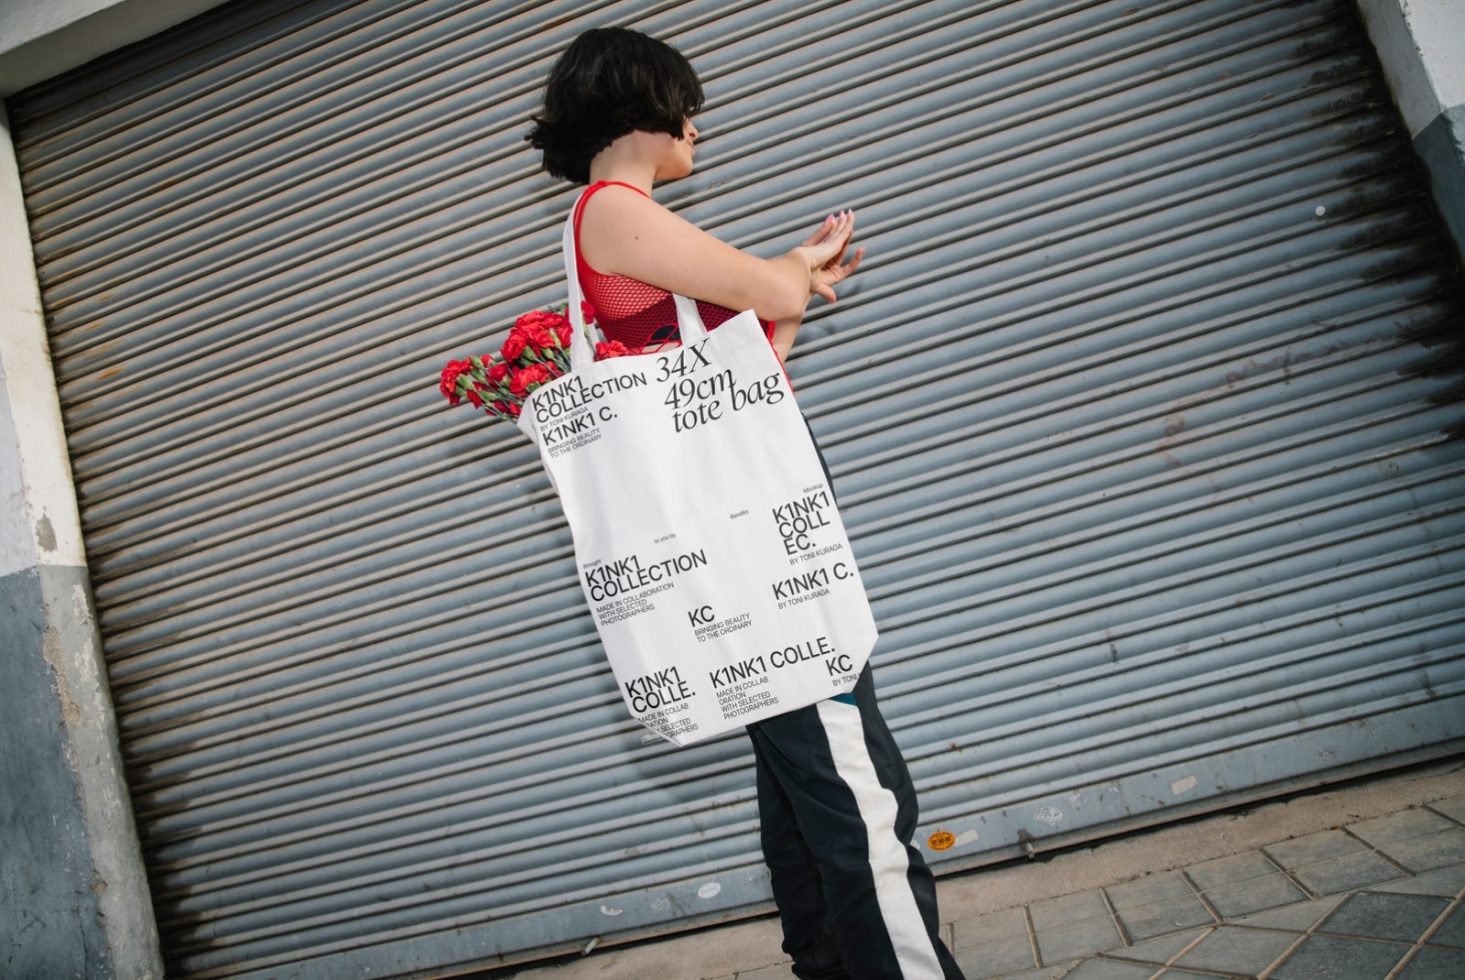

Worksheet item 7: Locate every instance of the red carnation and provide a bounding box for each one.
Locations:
[501,326,529,362]
[581,301,597,325]
[508,362,554,397]
[486,360,509,385]
[527,322,556,352]
[439,359,473,405]
[517,309,566,334]
[595,340,634,360]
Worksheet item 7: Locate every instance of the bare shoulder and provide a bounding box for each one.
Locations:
[578,184,700,269]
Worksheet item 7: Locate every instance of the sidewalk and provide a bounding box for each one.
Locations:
[495,758,1465,980]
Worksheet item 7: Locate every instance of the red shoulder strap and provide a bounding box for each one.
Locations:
[573,180,648,247]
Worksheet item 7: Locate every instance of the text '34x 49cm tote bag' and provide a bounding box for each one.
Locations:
[516,202,877,746]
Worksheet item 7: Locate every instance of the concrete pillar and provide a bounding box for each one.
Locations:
[1357,0,1465,264]
[0,105,164,979]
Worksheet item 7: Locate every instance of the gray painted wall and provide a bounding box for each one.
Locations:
[1357,0,1465,262]
[1,566,124,978]
[0,105,162,979]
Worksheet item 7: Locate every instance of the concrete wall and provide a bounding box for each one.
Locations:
[1357,0,1465,264]
[0,0,231,95]
[0,104,163,979]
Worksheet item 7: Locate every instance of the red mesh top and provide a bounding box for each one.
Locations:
[572,181,776,352]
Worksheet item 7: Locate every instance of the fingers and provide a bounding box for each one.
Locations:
[806,213,857,266]
[809,210,855,245]
[804,211,863,304]
[802,214,834,247]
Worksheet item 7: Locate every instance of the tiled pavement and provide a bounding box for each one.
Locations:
[499,772,1465,980]
[944,795,1465,980]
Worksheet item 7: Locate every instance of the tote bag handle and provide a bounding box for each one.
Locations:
[559,200,710,374]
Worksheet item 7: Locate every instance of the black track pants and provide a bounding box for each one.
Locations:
[744,416,964,979]
[745,669,964,979]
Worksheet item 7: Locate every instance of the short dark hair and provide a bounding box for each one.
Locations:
[526,27,704,184]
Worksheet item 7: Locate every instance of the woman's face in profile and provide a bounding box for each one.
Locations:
[651,116,700,181]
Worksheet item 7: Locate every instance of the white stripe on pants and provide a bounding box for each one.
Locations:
[816,698,947,979]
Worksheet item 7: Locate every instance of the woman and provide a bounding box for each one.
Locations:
[528,27,966,980]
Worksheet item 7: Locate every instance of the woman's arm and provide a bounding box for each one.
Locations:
[771,313,804,363]
[579,185,857,323]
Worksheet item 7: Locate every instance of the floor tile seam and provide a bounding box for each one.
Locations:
[1189,873,1318,919]
[1181,860,1282,890]
[1339,823,1436,876]
[1251,848,1316,908]
[1107,884,1224,925]
[1187,850,1332,896]
[1257,839,1400,898]
[1422,798,1465,828]
[1099,884,1132,948]
[1258,885,1368,978]
[1216,922,1312,937]
[1179,867,1224,926]
[1146,960,1253,980]
[1348,805,1460,837]
[1253,927,1310,980]
[1397,891,1462,966]
[1299,931,1423,951]
[1029,909,1123,940]
[1154,925,1214,974]
[1380,923,1459,980]
[1358,822,1465,855]
[1130,955,1236,978]
[1170,922,1303,980]
[1103,875,1279,928]
[1381,946,1419,980]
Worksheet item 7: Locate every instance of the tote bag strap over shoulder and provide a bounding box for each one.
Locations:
[559,195,710,374]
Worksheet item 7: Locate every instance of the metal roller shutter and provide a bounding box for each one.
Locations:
[9,0,1465,976]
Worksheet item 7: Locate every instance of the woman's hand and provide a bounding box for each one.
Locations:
[797,210,865,304]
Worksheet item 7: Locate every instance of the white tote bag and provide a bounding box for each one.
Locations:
[516,205,877,745]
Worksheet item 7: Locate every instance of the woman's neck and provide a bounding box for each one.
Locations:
[587,134,658,195]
